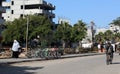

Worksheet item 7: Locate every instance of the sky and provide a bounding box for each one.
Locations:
[6,0,120,28]
[46,0,120,28]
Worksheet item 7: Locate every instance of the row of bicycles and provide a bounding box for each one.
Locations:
[26,48,63,59]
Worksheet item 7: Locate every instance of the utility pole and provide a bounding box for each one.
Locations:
[23,0,28,54]
[90,21,96,44]
[23,0,25,18]
[26,16,29,54]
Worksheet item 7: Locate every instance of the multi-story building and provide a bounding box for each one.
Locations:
[109,24,120,33]
[0,0,6,42]
[58,17,70,24]
[0,0,5,25]
[2,0,55,21]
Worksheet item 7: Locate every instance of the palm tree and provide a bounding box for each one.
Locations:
[72,20,87,47]
[111,17,120,26]
[55,22,72,48]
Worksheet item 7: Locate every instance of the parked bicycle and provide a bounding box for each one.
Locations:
[26,47,62,59]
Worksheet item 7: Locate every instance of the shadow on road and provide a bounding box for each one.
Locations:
[0,64,44,74]
[112,62,120,64]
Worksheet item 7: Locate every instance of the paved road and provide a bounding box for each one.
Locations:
[1,53,120,74]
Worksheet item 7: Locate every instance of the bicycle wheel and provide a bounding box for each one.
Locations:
[106,54,110,65]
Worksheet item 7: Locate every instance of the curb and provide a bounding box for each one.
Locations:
[61,53,104,59]
[0,53,105,64]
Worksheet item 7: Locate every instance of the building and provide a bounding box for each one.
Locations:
[0,0,5,25]
[0,0,6,40]
[109,24,120,33]
[2,0,55,21]
[82,21,96,43]
[0,0,5,42]
[58,17,70,24]
[96,24,120,35]
[96,28,108,34]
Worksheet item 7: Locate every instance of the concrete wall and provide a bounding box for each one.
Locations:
[2,0,55,21]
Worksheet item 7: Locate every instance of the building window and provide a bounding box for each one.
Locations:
[2,17,4,19]
[21,6,23,9]
[11,1,14,5]
[11,10,14,14]
[0,2,2,6]
[20,14,23,18]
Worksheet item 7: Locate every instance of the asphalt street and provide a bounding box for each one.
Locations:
[1,53,120,74]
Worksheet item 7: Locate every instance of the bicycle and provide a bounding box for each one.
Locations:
[106,53,113,65]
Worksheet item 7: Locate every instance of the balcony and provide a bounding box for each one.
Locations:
[40,1,55,10]
[43,10,55,18]
[47,12,55,18]
[24,9,44,15]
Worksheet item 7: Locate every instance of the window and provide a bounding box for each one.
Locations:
[2,17,4,19]
[11,10,14,14]
[21,6,23,9]
[11,1,14,5]
[20,14,23,18]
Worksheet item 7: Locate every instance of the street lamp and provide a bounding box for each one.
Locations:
[90,21,96,43]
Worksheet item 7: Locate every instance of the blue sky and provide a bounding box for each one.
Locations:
[7,0,120,28]
[46,0,120,28]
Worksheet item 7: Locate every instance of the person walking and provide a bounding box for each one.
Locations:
[11,40,21,58]
[105,42,114,65]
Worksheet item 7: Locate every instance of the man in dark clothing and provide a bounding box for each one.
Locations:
[105,42,114,65]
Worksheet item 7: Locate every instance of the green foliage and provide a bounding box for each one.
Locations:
[55,22,72,42]
[95,32,104,43]
[2,15,54,46]
[72,20,87,42]
[2,18,26,44]
[2,15,89,48]
[111,17,120,26]
[104,30,114,40]
[95,30,114,43]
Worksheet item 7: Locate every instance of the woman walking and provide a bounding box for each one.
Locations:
[11,40,20,58]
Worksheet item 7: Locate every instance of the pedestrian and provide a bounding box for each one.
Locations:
[97,44,101,50]
[105,42,114,64]
[118,43,120,55]
[11,40,21,58]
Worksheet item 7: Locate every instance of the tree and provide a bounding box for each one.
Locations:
[110,17,120,42]
[2,15,54,47]
[95,30,114,44]
[55,22,72,48]
[95,32,105,43]
[111,17,120,26]
[104,30,114,41]
[72,20,87,47]
[28,15,54,47]
[2,18,27,44]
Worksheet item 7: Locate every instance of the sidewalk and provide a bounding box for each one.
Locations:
[0,53,104,64]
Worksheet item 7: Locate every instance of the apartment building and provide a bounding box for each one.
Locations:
[2,0,55,21]
[0,0,6,41]
[0,0,5,25]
